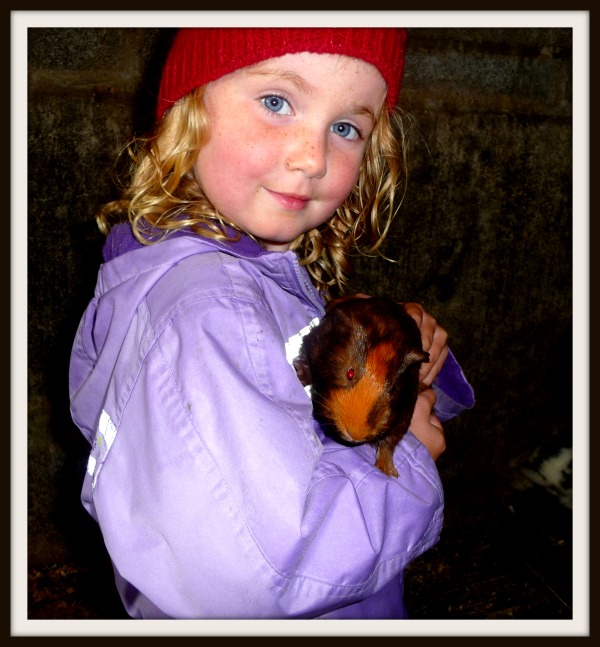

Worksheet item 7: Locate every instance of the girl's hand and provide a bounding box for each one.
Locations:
[401,302,449,386]
[410,388,446,461]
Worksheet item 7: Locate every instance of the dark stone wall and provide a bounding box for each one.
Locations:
[27,27,573,608]
[353,28,572,478]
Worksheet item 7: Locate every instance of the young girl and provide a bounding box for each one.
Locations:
[69,27,474,619]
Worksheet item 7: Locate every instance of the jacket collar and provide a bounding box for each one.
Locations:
[102,222,268,263]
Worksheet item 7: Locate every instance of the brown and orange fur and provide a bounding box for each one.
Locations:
[294,296,429,477]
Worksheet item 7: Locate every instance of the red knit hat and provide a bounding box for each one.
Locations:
[156,27,407,120]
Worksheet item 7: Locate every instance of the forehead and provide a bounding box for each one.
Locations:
[241,52,387,104]
[250,51,383,75]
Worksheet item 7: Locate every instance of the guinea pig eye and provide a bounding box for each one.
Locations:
[346,368,355,381]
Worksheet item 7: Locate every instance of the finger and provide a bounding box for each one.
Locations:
[420,345,449,386]
[401,302,424,329]
[420,328,449,385]
[414,386,437,413]
[427,418,446,459]
[398,303,448,380]
[410,389,446,460]
[421,314,447,353]
[418,319,447,367]
[401,302,435,349]
[430,412,443,432]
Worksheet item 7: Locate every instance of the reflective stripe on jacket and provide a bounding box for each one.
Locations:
[69,223,474,619]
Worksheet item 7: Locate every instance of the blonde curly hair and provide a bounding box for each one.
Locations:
[97,86,411,298]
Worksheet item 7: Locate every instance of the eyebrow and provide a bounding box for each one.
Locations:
[249,64,315,95]
[247,64,378,124]
[352,105,377,124]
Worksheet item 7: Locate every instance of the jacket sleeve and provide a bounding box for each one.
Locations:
[88,291,445,619]
[432,348,476,423]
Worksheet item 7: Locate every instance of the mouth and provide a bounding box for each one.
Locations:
[266,189,311,211]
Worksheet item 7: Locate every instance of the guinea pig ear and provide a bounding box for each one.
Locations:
[324,293,371,312]
[400,349,430,372]
[325,295,354,312]
[293,356,312,386]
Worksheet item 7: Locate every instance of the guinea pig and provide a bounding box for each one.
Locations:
[293,295,430,478]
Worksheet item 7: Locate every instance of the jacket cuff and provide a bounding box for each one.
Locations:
[432,348,475,422]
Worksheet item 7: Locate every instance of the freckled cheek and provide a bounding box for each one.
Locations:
[330,155,363,200]
[241,135,281,174]
[195,130,268,192]
[227,127,283,178]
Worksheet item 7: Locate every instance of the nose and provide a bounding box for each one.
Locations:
[285,127,328,179]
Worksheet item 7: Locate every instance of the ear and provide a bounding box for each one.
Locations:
[293,356,312,386]
[400,349,430,372]
[325,295,355,312]
[324,293,371,312]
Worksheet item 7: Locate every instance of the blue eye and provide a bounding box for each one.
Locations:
[332,122,361,141]
[261,95,292,115]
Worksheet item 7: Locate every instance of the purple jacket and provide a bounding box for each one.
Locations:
[69,223,474,619]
